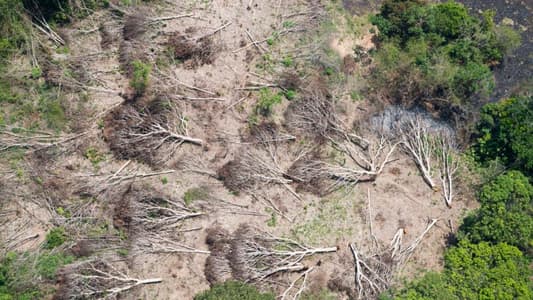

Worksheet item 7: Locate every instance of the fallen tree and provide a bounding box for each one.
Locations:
[205,224,336,287]
[56,259,162,299]
[104,101,202,165]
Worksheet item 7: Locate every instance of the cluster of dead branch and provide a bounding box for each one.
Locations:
[284,92,399,193]
[104,101,202,166]
[330,218,439,299]
[75,160,175,197]
[284,89,340,141]
[0,126,86,154]
[55,259,162,299]
[375,107,459,206]
[112,185,208,256]
[153,68,225,102]
[217,123,306,201]
[205,224,336,287]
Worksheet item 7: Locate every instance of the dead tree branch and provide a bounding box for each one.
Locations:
[108,103,202,165]
[281,266,314,300]
[436,133,459,207]
[398,115,435,189]
[0,129,86,152]
[349,244,391,300]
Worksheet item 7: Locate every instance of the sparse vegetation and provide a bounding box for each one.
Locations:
[183,187,209,206]
[194,281,275,300]
[130,60,151,95]
[255,88,283,116]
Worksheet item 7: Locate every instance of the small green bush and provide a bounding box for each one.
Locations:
[37,95,66,130]
[130,60,151,95]
[36,253,73,279]
[44,227,67,249]
[183,187,209,206]
[194,281,274,300]
[84,147,104,167]
[255,88,282,116]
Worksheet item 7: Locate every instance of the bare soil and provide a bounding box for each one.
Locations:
[0,1,481,299]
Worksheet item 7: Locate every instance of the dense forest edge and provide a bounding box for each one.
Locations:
[0,0,532,299]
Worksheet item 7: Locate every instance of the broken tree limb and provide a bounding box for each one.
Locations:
[281,266,314,300]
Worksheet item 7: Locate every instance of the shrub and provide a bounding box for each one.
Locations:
[194,281,274,300]
[84,147,104,167]
[130,60,151,95]
[44,227,67,249]
[0,0,27,67]
[36,253,73,279]
[183,187,209,206]
[255,88,282,116]
[38,94,66,130]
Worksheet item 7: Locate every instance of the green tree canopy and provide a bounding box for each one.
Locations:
[394,241,532,300]
[474,96,533,174]
[370,0,520,105]
[459,171,533,252]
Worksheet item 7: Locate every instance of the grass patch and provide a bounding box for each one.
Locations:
[291,192,361,245]
[183,187,209,206]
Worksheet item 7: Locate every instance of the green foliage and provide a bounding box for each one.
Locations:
[0,0,28,68]
[395,241,532,299]
[130,60,151,95]
[183,187,209,206]
[444,241,531,299]
[395,272,455,300]
[459,171,533,252]
[84,147,104,167]
[0,253,40,299]
[284,90,296,100]
[194,281,275,300]
[370,0,520,103]
[44,227,67,249]
[473,96,533,174]
[255,88,282,116]
[37,93,66,130]
[0,249,72,298]
[36,253,73,279]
